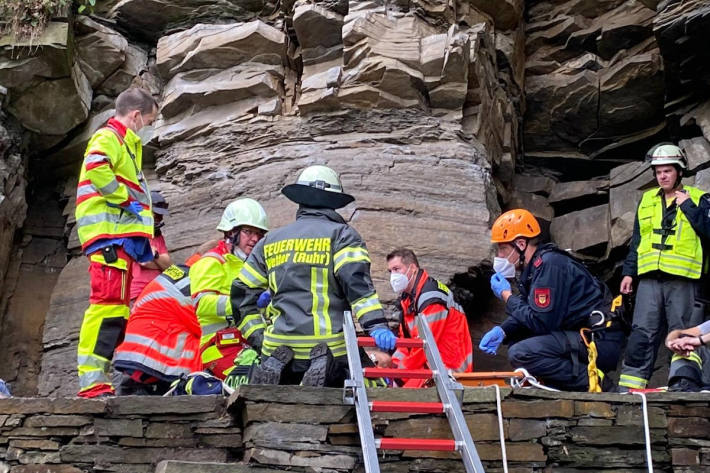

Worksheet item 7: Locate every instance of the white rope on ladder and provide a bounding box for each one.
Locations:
[491,384,508,473]
[632,392,654,473]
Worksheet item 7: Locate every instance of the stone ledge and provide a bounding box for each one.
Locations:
[0,388,707,471]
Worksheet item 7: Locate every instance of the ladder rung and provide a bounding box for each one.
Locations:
[363,368,432,379]
[357,336,424,348]
[377,437,457,451]
[370,400,444,413]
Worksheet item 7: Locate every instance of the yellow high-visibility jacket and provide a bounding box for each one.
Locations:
[75,118,153,251]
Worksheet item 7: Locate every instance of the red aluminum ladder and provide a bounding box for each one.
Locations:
[342,311,485,473]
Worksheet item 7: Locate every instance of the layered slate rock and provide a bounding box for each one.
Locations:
[35,0,530,392]
[0,23,91,145]
[152,109,498,300]
[517,0,710,265]
[293,2,345,114]
[106,0,269,41]
[524,0,663,157]
[155,21,287,145]
[0,395,240,472]
[654,0,710,104]
[74,16,128,89]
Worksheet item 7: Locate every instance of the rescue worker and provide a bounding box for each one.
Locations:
[479,209,625,391]
[75,88,158,397]
[385,248,473,387]
[129,190,172,304]
[617,143,710,392]
[189,198,269,379]
[114,263,201,395]
[231,165,396,387]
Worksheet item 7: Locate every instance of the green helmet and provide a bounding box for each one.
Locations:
[281,165,355,209]
[217,198,269,232]
[645,143,687,169]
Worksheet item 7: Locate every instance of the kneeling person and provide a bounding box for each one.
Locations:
[190,199,269,379]
[480,209,625,391]
[386,248,473,387]
[114,264,201,395]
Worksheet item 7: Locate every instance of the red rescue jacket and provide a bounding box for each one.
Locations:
[114,264,202,381]
[393,269,473,387]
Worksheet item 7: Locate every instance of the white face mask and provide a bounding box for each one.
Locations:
[137,125,154,144]
[390,271,409,293]
[493,247,518,279]
[133,113,155,144]
[390,264,415,294]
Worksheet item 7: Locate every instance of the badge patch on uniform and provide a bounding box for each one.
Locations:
[534,288,551,308]
[533,257,543,268]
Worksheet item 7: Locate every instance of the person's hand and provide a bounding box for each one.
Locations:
[675,190,690,206]
[620,276,633,294]
[257,291,271,309]
[479,326,505,355]
[371,328,397,351]
[123,201,143,217]
[490,273,511,300]
[666,329,701,356]
[667,338,699,357]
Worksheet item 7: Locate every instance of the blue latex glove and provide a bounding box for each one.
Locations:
[490,272,511,300]
[0,379,11,398]
[257,290,271,309]
[123,201,143,217]
[479,326,505,355]
[371,328,397,351]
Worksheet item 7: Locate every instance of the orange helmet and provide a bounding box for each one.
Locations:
[491,209,541,243]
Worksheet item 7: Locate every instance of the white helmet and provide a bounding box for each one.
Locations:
[217,198,269,232]
[281,165,355,209]
[645,143,687,169]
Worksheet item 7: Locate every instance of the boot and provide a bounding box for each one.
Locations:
[668,376,702,393]
[301,343,333,387]
[250,346,294,385]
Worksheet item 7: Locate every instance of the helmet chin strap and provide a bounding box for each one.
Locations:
[514,239,527,271]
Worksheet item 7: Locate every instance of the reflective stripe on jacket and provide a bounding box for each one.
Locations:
[233,207,387,360]
[113,264,202,380]
[189,241,245,346]
[75,118,153,250]
[393,270,473,378]
[637,186,705,279]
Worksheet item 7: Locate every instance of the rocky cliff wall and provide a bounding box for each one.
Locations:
[5,0,523,397]
[518,0,710,264]
[0,0,709,395]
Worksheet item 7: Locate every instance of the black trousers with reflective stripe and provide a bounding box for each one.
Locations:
[508,329,624,391]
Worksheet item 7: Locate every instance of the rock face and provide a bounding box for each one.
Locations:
[518,0,710,271]
[30,1,523,395]
[524,0,663,157]
[0,0,709,396]
[0,114,26,291]
[0,23,91,146]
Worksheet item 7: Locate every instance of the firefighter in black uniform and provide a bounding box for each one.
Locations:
[479,209,625,391]
[231,165,395,387]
